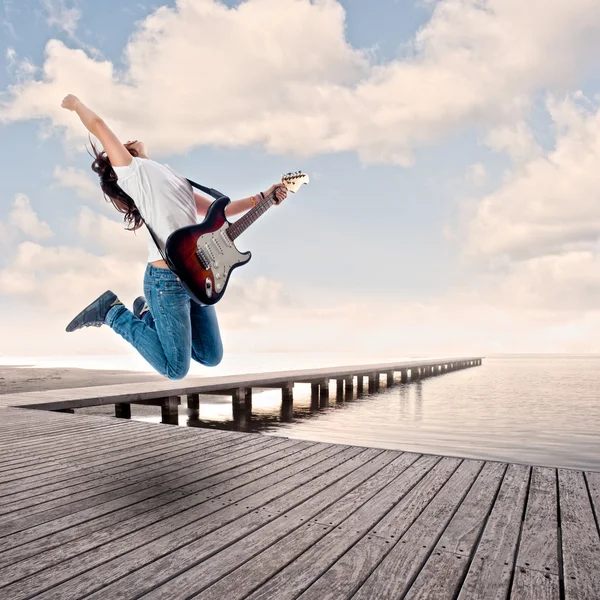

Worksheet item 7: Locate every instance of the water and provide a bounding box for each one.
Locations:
[136,355,600,471]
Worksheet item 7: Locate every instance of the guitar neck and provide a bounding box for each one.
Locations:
[227,191,277,241]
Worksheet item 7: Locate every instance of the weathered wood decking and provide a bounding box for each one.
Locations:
[0,405,598,599]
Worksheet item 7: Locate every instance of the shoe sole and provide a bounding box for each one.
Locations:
[65,292,116,332]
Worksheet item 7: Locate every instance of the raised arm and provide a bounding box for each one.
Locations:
[61,95,132,167]
[194,184,288,218]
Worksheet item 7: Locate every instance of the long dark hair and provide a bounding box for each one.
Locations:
[89,139,143,231]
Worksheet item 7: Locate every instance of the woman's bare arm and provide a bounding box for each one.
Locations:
[61,95,132,167]
[194,184,288,218]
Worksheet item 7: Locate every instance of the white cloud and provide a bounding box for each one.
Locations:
[459,94,600,315]
[1,0,600,164]
[486,121,542,165]
[74,206,147,260]
[53,165,101,200]
[465,95,600,262]
[42,0,81,37]
[465,163,487,187]
[3,194,53,240]
[0,239,146,312]
[5,48,39,81]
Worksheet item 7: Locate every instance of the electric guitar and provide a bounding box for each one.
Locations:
[165,172,309,305]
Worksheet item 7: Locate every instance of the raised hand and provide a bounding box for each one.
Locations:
[264,183,288,205]
[61,94,81,111]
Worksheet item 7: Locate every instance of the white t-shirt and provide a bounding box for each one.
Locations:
[113,157,197,263]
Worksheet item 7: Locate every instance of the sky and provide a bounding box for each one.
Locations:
[1,0,600,362]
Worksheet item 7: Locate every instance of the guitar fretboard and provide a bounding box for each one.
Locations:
[227,192,277,241]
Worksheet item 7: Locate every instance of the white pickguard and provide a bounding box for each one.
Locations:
[196,223,249,297]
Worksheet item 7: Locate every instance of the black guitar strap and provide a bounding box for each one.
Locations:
[143,178,229,275]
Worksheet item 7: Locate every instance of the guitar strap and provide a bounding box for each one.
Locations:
[143,178,229,275]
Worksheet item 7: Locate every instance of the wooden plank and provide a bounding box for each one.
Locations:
[0,429,262,497]
[0,441,329,587]
[0,436,280,539]
[0,430,243,508]
[559,469,600,600]
[457,463,530,600]
[511,568,560,600]
[0,430,230,515]
[293,458,465,600]
[5,446,371,600]
[0,442,337,573]
[514,467,559,574]
[0,436,281,524]
[231,456,442,600]
[129,452,420,600]
[585,471,600,533]
[0,437,289,553]
[0,427,188,480]
[0,423,154,467]
[348,460,483,600]
[403,461,507,600]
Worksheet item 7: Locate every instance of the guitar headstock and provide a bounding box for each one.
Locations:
[281,171,309,193]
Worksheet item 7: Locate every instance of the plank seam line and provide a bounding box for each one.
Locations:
[57,447,381,600]
[192,452,416,599]
[0,435,235,511]
[0,436,281,523]
[247,455,445,600]
[556,469,566,600]
[0,439,307,517]
[505,465,533,598]
[0,433,264,506]
[0,437,295,552]
[0,430,200,476]
[388,460,486,600]
[583,472,600,539]
[0,442,327,590]
[450,461,509,600]
[342,458,468,600]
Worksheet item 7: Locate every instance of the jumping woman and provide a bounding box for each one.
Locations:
[62,94,287,379]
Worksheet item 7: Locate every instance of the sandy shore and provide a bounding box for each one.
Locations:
[0,366,231,420]
[0,367,169,419]
[0,366,165,395]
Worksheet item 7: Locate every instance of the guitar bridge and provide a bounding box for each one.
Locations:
[196,248,210,269]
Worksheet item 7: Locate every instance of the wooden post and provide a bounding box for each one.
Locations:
[368,373,377,393]
[375,373,381,390]
[399,370,407,384]
[386,371,394,386]
[281,384,294,422]
[411,367,420,380]
[187,393,200,420]
[345,376,354,396]
[319,379,330,408]
[161,396,179,425]
[311,383,320,409]
[232,387,251,430]
[115,403,131,419]
[336,378,344,400]
[357,375,364,395]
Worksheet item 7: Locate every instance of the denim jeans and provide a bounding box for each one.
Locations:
[106,264,223,379]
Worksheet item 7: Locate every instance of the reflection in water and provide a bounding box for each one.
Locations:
[135,357,600,472]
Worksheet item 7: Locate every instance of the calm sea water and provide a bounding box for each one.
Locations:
[140,355,600,471]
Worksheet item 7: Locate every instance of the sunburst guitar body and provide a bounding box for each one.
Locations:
[165,172,309,305]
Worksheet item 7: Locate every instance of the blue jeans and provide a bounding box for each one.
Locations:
[106,264,223,379]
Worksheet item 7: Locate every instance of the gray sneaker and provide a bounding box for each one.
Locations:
[133,296,150,319]
[66,291,123,332]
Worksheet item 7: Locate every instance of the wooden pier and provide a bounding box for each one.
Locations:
[0,404,598,599]
[0,357,482,425]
